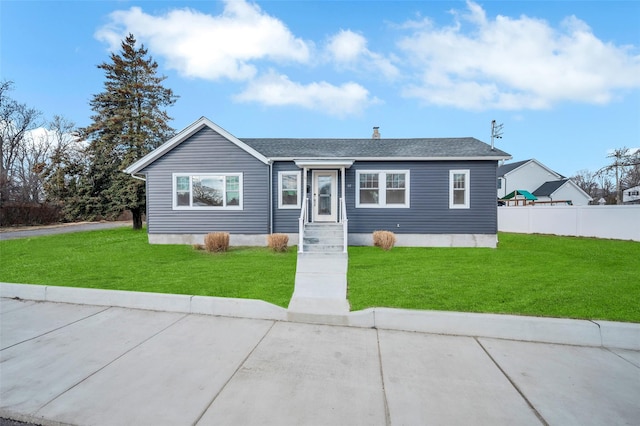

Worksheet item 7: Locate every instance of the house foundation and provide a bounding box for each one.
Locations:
[147,233,497,248]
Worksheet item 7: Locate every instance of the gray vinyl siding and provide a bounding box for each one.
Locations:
[272,162,301,233]
[270,160,497,234]
[141,127,269,235]
[272,162,349,233]
[346,161,498,234]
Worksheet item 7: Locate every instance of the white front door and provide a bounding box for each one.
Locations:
[312,170,338,222]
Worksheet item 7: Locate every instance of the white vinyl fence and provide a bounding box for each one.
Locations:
[498,205,640,242]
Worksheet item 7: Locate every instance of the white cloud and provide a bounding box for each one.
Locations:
[93,0,638,115]
[398,1,640,110]
[326,29,399,80]
[327,30,367,64]
[234,71,378,117]
[95,0,311,81]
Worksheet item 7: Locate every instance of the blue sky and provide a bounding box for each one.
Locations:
[2,0,639,176]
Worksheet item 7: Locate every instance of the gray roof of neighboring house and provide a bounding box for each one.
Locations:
[533,179,569,197]
[497,158,566,179]
[497,159,530,176]
[241,137,510,159]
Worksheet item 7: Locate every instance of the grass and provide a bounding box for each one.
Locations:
[0,227,296,308]
[348,233,640,322]
[1,228,638,322]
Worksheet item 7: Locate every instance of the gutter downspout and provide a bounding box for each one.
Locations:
[502,176,507,199]
[127,172,148,231]
[129,172,146,182]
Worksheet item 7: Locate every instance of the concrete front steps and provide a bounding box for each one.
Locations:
[301,223,345,253]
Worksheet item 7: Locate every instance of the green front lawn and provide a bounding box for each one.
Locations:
[348,233,640,322]
[1,228,638,322]
[0,228,297,308]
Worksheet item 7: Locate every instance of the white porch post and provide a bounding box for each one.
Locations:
[303,166,308,223]
[340,167,346,221]
[298,166,308,253]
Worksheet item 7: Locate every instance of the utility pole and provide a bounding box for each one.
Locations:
[608,150,623,205]
[491,120,504,151]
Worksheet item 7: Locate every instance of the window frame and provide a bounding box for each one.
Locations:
[277,170,302,209]
[449,169,470,209]
[355,170,410,208]
[172,173,243,210]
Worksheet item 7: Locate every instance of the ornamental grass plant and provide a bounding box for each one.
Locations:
[267,233,289,252]
[373,230,396,250]
[204,232,230,252]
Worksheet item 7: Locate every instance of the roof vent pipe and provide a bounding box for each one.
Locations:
[372,126,380,139]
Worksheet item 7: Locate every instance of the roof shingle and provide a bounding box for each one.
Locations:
[241,137,510,159]
[533,179,569,196]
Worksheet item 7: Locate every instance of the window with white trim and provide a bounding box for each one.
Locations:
[450,170,470,209]
[356,170,410,208]
[278,171,301,209]
[173,173,243,209]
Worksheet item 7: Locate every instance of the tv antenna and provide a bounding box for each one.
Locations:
[491,119,504,151]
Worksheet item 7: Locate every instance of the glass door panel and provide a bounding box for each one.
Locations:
[312,171,338,222]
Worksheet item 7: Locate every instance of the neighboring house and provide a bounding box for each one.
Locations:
[497,159,592,206]
[124,116,511,248]
[623,185,640,204]
[533,179,590,205]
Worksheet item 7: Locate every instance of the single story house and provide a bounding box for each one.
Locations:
[497,159,592,206]
[124,117,511,248]
[532,179,587,205]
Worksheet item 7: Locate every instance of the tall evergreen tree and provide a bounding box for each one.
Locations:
[80,34,177,229]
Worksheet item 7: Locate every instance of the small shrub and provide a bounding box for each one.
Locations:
[267,233,289,252]
[204,232,230,252]
[0,202,64,226]
[373,230,396,251]
[192,244,204,251]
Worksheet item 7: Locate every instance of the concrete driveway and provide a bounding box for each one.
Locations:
[1,295,638,426]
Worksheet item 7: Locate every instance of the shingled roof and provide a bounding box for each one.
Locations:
[497,159,565,179]
[241,137,510,159]
[497,159,530,176]
[533,179,569,197]
[125,117,511,175]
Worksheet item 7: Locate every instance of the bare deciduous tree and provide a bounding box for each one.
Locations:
[0,80,43,205]
[42,115,82,204]
[597,147,640,204]
[621,149,640,191]
[572,169,600,203]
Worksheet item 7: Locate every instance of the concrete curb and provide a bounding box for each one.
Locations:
[373,308,602,346]
[2,283,638,350]
[0,283,287,322]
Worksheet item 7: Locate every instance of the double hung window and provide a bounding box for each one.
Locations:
[173,173,242,209]
[278,171,301,209]
[449,170,470,208]
[356,170,410,208]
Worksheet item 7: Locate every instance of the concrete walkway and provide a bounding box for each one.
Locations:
[289,253,350,315]
[1,290,639,426]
